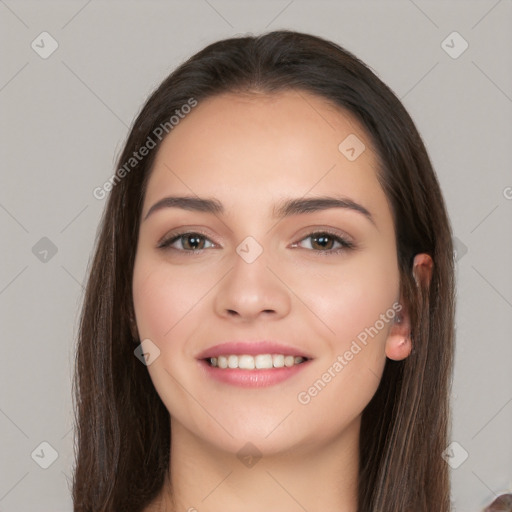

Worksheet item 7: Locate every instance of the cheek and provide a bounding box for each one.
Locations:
[289,249,400,422]
[292,249,400,350]
[132,256,209,342]
[293,260,399,440]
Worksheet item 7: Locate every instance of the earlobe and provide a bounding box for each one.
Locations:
[385,253,434,361]
[385,334,412,361]
[385,303,412,361]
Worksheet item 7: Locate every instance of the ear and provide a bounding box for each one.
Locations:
[385,300,412,361]
[385,253,433,361]
[411,252,433,288]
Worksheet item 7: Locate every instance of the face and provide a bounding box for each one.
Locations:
[132,90,402,456]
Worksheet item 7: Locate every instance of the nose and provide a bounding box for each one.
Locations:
[214,251,292,322]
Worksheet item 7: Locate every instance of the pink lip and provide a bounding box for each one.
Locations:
[196,341,314,388]
[197,359,312,388]
[196,341,313,360]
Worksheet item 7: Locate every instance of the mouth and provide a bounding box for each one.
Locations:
[205,354,309,369]
[196,341,313,388]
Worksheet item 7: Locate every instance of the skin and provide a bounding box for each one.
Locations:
[132,90,433,512]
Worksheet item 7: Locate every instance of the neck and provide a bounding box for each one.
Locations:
[153,418,360,512]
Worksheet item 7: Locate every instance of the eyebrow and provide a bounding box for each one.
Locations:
[143,195,376,226]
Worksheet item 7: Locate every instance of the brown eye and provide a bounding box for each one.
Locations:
[158,232,215,251]
[311,234,335,250]
[181,234,206,250]
[296,231,354,253]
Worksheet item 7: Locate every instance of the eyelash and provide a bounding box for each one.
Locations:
[157,229,355,255]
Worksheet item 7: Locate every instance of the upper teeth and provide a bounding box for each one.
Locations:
[209,354,306,369]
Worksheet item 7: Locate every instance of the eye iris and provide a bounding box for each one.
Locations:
[183,234,204,250]
[312,234,334,250]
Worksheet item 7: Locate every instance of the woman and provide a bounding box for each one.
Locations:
[72,30,456,511]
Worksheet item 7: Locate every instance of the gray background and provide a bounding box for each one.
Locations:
[1,1,511,510]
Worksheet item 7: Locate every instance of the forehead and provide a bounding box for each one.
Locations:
[151,89,374,164]
[143,90,389,224]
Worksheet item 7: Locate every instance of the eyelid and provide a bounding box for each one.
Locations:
[157,228,219,250]
[288,229,356,257]
[292,227,355,244]
[157,227,356,254]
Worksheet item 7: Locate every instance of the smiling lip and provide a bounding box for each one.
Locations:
[196,341,312,360]
[196,341,313,388]
[198,359,311,387]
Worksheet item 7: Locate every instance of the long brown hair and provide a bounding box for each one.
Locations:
[72,30,455,511]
